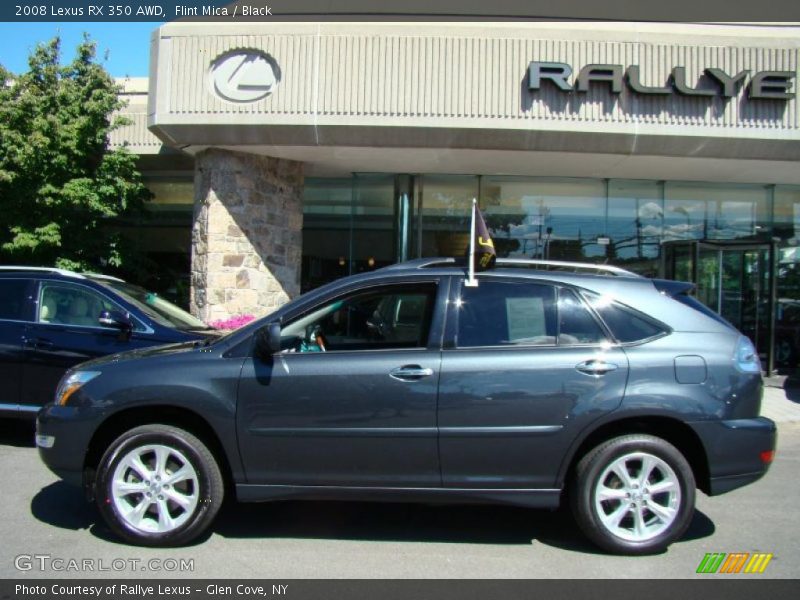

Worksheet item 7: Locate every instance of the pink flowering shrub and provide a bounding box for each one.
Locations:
[207,314,256,330]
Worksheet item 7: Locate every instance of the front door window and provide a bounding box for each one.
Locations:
[39,282,123,329]
[281,284,437,353]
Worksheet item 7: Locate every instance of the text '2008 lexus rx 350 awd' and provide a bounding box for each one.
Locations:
[37,258,776,554]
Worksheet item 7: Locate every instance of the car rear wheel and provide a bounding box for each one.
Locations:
[571,434,696,555]
[95,424,224,547]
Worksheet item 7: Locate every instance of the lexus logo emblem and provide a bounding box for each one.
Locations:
[210,50,281,103]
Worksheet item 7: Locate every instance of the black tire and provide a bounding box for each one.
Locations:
[95,424,224,547]
[570,434,696,555]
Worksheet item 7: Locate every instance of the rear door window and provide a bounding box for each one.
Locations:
[0,279,31,321]
[455,280,557,347]
[557,288,608,345]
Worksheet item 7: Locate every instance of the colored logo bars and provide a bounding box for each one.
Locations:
[696,552,774,574]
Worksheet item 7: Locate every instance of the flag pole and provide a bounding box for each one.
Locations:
[465,198,478,287]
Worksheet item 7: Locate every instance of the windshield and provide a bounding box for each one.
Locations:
[99,280,211,331]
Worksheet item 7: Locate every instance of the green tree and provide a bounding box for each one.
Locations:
[0,35,150,272]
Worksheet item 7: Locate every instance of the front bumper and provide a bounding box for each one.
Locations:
[36,404,100,487]
[688,417,777,496]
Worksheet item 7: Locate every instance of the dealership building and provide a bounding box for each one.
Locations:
[112,21,800,371]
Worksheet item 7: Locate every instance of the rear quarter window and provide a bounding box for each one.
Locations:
[584,291,668,343]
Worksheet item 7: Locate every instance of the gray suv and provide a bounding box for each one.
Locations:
[36,258,776,553]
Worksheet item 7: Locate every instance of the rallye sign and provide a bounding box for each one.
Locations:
[528,61,795,100]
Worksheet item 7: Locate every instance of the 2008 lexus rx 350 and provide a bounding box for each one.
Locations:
[37,258,776,553]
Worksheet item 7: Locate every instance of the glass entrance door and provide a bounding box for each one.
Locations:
[662,240,776,372]
[716,245,771,362]
[663,241,696,283]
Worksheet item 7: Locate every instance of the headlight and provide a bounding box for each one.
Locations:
[54,371,101,406]
[734,336,761,373]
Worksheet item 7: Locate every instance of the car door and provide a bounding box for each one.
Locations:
[438,277,629,489]
[20,280,159,408]
[0,278,35,413]
[236,277,448,487]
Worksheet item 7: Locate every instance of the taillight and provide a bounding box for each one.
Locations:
[760,450,775,464]
[734,336,761,373]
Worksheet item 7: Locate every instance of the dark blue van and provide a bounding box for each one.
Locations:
[0,266,218,416]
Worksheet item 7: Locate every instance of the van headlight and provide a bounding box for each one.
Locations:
[734,337,761,373]
[55,371,101,406]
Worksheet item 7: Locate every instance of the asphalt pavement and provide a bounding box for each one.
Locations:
[0,405,798,579]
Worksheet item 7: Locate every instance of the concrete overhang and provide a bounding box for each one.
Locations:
[148,21,800,182]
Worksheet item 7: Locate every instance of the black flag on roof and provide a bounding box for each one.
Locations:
[472,204,496,272]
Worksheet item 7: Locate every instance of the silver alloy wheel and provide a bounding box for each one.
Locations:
[111,444,200,534]
[593,451,681,543]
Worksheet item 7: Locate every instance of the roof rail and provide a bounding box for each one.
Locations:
[82,272,125,283]
[381,257,641,278]
[380,257,457,271]
[494,258,643,278]
[0,266,85,279]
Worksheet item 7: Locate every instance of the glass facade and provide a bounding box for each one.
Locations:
[301,175,396,292]
[127,172,800,372]
[116,176,195,307]
[303,175,800,372]
[606,180,663,276]
[481,177,607,264]
[774,185,800,368]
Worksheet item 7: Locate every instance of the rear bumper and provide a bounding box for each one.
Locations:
[688,417,777,496]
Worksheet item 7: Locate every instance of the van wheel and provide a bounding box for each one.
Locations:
[95,424,224,547]
[571,434,695,555]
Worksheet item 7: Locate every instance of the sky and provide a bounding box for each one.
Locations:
[0,22,158,77]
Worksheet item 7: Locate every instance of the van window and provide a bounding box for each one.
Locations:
[0,280,29,321]
[38,282,141,330]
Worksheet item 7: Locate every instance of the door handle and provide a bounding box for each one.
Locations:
[23,337,54,350]
[575,360,618,376]
[390,365,434,381]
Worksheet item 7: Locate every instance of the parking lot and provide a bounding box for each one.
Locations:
[1,392,799,580]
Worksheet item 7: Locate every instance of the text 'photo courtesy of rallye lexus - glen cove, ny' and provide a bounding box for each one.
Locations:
[30,202,776,554]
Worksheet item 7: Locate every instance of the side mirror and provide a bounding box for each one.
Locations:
[99,310,133,331]
[254,321,282,359]
[98,310,133,340]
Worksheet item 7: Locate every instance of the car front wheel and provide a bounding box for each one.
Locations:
[571,434,696,555]
[95,424,224,547]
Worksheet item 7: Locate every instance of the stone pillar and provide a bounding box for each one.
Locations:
[191,149,303,323]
